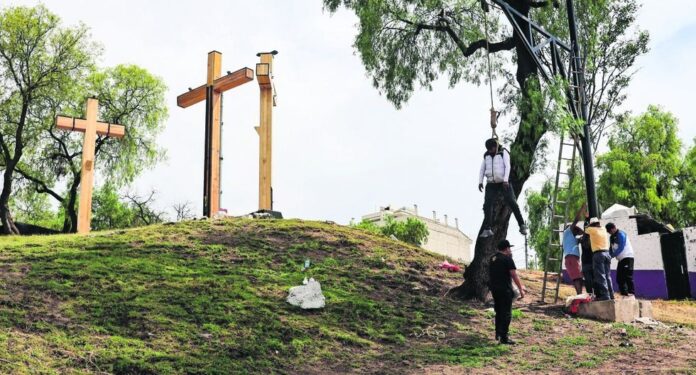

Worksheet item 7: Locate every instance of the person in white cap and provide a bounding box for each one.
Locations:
[585,217,613,300]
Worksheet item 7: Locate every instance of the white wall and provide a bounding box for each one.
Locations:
[362,207,474,264]
[684,227,696,273]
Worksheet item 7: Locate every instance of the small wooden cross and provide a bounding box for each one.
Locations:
[177,51,254,217]
[56,98,126,234]
[255,50,278,211]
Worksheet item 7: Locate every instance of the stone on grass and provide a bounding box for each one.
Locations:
[287,278,325,309]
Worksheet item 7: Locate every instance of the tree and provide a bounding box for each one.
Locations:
[323,0,648,299]
[0,5,95,234]
[91,184,134,230]
[679,140,696,227]
[92,185,165,230]
[172,201,195,221]
[525,170,585,271]
[14,64,168,233]
[596,106,686,227]
[353,215,430,246]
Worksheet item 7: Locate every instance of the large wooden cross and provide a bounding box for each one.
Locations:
[177,51,254,217]
[56,98,126,234]
[255,51,278,211]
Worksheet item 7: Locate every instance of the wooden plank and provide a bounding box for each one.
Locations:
[209,91,222,216]
[56,116,125,138]
[207,51,222,85]
[176,84,207,108]
[257,52,275,211]
[77,98,99,234]
[213,68,254,93]
[256,63,272,86]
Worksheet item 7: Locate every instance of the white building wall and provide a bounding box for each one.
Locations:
[362,207,474,264]
[683,227,696,298]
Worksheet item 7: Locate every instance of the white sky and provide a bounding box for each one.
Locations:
[6,1,696,266]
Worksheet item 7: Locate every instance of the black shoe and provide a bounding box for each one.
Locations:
[500,337,516,345]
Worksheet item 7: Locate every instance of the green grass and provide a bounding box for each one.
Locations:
[0,219,497,374]
[0,218,689,374]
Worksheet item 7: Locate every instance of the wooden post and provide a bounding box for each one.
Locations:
[256,50,277,211]
[177,51,254,217]
[55,98,126,233]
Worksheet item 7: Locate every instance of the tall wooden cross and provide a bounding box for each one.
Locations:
[177,51,254,217]
[56,98,126,234]
[255,51,278,211]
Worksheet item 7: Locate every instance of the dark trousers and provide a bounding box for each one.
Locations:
[617,258,635,295]
[582,264,593,294]
[592,251,612,301]
[483,183,524,229]
[491,288,513,339]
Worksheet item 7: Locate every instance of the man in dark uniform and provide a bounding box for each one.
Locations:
[489,240,526,345]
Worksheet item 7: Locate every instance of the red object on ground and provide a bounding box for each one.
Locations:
[568,295,593,314]
[439,261,462,273]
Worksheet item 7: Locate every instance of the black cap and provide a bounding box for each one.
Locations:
[497,240,514,250]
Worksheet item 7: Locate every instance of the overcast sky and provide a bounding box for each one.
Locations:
[6,1,696,265]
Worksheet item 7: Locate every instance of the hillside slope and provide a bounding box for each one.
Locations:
[0,219,693,374]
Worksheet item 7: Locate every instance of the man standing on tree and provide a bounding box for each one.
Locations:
[606,222,635,298]
[478,138,528,238]
[586,217,613,301]
[489,240,526,345]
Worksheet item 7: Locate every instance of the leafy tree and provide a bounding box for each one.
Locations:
[92,185,165,230]
[91,184,133,230]
[15,64,168,232]
[353,215,429,246]
[596,106,686,227]
[323,0,648,299]
[0,5,95,234]
[525,171,585,270]
[679,140,696,227]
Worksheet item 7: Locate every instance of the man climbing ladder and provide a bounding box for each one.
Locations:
[478,138,528,237]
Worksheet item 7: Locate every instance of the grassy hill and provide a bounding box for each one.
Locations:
[0,219,694,374]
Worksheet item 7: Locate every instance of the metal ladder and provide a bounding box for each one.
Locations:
[540,131,580,303]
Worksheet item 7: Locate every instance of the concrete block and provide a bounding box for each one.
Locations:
[577,299,639,323]
[638,300,653,318]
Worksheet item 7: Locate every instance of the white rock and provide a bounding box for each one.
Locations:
[287,279,326,309]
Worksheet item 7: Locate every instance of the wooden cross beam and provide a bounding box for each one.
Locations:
[56,98,126,233]
[176,51,254,217]
[255,50,278,211]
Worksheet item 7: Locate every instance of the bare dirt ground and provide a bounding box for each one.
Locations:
[412,270,696,374]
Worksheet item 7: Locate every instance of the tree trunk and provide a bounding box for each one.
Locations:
[62,180,80,233]
[450,73,548,300]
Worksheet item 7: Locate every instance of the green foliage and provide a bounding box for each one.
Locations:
[91,184,135,230]
[679,140,696,226]
[596,106,688,227]
[353,215,429,246]
[0,5,168,232]
[525,173,585,270]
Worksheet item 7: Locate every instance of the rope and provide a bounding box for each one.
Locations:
[71,117,76,132]
[482,0,499,139]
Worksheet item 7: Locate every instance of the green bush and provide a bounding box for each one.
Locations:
[352,215,429,246]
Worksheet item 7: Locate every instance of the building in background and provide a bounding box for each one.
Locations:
[361,205,473,264]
